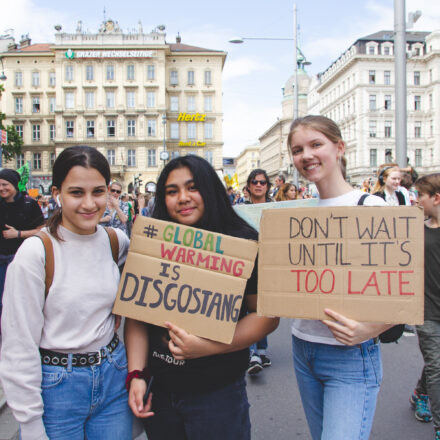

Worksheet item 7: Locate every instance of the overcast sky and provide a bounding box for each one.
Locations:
[1,0,439,157]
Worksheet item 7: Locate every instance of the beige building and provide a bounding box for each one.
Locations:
[0,20,226,192]
[312,30,440,183]
[259,69,310,182]
[235,143,260,189]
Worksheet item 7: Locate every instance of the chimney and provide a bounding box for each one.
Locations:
[176,32,181,44]
[19,34,31,48]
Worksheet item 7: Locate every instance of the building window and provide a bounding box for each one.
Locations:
[414,95,421,111]
[369,95,376,111]
[16,153,24,168]
[106,91,115,108]
[429,69,433,83]
[414,121,421,138]
[32,71,40,87]
[33,153,41,170]
[385,148,393,162]
[126,91,135,108]
[429,94,433,109]
[65,92,74,109]
[204,95,212,112]
[205,150,213,165]
[205,122,213,139]
[15,97,23,113]
[127,119,136,137]
[430,120,434,136]
[170,96,179,112]
[86,65,94,81]
[32,97,40,113]
[146,91,156,108]
[127,64,135,80]
[49,124,56,140]
[86,120,95,138]
[106,65,115,81]
[49,71,56,87]
[107,120,115,137]
[147,65,155,80]
[384,95,391,110]
[15,124,23,138]
[65,65,74,81]
[32,124,40,141]
[369,120,377,137]
[368,46,375,55]
[170,122,179,139]
[415,149,422,167]
[414,71,420,86]
[49,96,56,113]
[384,121,392,138]
[204,70,212,85]
[187,123,196,139]
[369,70,375,84]
[383,46,390,55]
[147,149,156,167]
[147,119,156,137]
[187,70,195,85]
[66,121,74,138]
[170,70,178,86]
[86,92,94,109]
[107,149,115,166]
[15,71,23,87]
[127,149,136,167]
[187,95,195,112]
[50,152,56,168]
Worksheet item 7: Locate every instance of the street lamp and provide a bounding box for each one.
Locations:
[159,114,169,166]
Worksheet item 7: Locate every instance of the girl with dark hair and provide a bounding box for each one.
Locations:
[125,155,279,440]
[0,146,132,440]
[288,116,392,440]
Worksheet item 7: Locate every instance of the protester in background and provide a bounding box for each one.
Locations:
[410,173,440,440]
[100,180,129,235]
[372,166,408,206]
[288,115,391,440]
[401,172,418,206]
[242,186,250,203]
[140,193,152,217]
[125,155,278,440]
[0,146,132,439]
[361,177,372,193]
[122,193,134,238]
[245,169,273,374]
[271,174,286,199]
[0,169,44,328]
[275,183,299,201]
[40,197,50,221]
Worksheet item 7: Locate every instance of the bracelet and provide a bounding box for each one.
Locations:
[125,367,151,391]
[17,230,21,239]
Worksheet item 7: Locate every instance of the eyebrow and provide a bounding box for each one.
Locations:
[165,179,195,189]
[67,185,107,190]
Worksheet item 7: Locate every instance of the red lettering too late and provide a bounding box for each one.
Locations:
[347,270,414,295]
[291,269,335,294]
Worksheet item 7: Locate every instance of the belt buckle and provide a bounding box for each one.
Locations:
[95,350,102,366]
[87,350,102,366]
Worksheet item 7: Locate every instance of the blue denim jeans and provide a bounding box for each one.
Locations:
[292,335,382,440]
[142,376,250,440]
[415,320,440,430]
[250,336,268,355]
[41,341,132,439]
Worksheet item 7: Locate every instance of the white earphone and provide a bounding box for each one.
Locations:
[56,195,62,207]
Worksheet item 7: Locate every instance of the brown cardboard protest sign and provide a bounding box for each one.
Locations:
[113,216,258,343]
[258,206,424,324]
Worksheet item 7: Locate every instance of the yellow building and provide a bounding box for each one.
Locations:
[0,20,226,192]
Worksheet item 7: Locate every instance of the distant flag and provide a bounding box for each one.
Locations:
[17,163,30,192]
[0,128,7,144]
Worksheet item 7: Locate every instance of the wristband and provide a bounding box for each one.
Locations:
[125,367,151,391]
[17,230,21,239]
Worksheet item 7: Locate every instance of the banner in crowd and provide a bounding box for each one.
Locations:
[258,206,424,324]
[113,216,258,343]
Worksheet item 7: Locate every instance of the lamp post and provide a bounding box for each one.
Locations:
[159,114,169,168]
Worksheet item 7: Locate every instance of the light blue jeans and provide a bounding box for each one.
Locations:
[292,335,382,440]
[41,341,132,439]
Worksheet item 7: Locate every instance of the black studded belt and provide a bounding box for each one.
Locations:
[40,333,119,367]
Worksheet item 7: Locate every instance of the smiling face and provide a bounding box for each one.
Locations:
[0,179,17,203]
[286,185,297,200]
[53,166,108,235]
[164,166,205,226]
[290,126,344,189]
[384,170,401,192]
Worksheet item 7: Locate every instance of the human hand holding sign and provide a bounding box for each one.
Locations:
[322,308,393,346]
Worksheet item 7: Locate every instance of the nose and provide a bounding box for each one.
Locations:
[82,193,96,210]
[177,188,191,203]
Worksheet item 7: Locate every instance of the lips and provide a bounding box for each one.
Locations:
[303,162,321,171]
[178,207,195,215]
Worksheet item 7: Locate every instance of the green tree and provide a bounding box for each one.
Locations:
[1,112,24,162]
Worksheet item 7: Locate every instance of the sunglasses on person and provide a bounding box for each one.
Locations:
[251,179,267,186]
[110,188,122,194]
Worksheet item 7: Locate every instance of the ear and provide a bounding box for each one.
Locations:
[433,193,440,206]
[52,186,60,199]
[336,140,345,158]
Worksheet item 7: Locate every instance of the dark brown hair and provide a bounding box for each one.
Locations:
[415,173,440,196]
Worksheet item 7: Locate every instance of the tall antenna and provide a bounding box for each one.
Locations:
[103,6,106,21]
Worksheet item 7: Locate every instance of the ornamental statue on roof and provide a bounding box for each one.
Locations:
[99,19,121,34]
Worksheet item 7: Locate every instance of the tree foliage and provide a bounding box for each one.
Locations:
[0,111,24,162]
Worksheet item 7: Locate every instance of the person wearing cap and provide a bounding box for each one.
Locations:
[0,169,44,324]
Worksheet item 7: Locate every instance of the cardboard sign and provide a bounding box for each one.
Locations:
[258,206,424,324]
[113,216,258,343]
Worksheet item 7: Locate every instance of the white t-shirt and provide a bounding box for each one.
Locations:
[291,189,387,345]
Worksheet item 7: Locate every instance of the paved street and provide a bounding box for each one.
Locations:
[247,318,434,439]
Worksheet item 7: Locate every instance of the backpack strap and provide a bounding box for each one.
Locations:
[357,193,370,206]
[104,227,119,264]
[35,231,54,298]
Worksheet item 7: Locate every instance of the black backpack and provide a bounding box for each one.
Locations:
[357,193,405,343]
